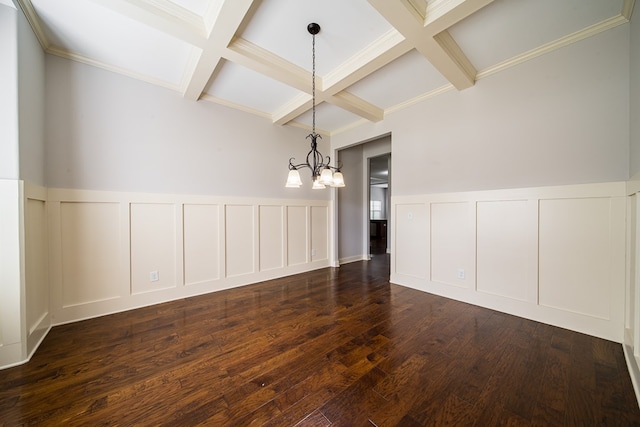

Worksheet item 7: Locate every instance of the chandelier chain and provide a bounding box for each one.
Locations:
[311,31,316,135]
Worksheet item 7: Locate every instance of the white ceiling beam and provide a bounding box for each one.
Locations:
[328,92,384,122]
[225,38,310,93]
[323,29,412,94]
[181,0,255,100]
[87,0,206,47]
[368,0,494,90]
[622,0,636,20]
[272,93,313,126]
[424,0,494,34]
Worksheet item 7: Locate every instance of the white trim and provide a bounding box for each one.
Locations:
[624,344,640,408]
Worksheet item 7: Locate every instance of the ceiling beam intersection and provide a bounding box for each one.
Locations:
[368,0,494,90]
[181,0,255,100]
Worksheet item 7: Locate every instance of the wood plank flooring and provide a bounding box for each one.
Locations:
[1,254,639,426]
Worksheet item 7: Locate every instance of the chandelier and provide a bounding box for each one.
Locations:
[285,23,345,189]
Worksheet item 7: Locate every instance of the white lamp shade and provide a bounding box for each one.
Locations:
[331,171,345,187]
[320,168,334,185]
[312,177,326,189]
[285,169,302,187]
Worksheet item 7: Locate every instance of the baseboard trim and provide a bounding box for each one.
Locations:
[624,343,640,408]
[339,255,369,265]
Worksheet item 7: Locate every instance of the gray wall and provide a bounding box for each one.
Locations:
[44,56,329,200]
[0,2,18,179]
[333,25,630,195]
[18,0,45,185]
[337,144,364,261]
[631,6,640,178]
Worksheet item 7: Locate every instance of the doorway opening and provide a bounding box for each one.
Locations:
[369,154,390,256]
[336,133,391,266]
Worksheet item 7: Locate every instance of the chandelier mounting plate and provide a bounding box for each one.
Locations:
[307,23,320,35]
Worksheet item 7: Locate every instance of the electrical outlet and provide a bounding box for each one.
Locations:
[457,269,465,279]
[311,249,316,257]
[149,271,159,282]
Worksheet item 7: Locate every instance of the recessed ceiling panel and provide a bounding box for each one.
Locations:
[296,102,363,133]
[205,61,303,114]
[448,0,624,71]
[31,0,193,85]
[239,0,394,76]
[347,49,449,110]
[169,0,212,16]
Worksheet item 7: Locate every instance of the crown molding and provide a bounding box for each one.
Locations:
[386,83,454,116]
[477,14,630,81]
[199,93,271,119]
[329,118,370,137]
[15,0,49,50]
[46,46,180,92]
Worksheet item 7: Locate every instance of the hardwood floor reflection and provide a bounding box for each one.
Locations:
[1,255,639,425]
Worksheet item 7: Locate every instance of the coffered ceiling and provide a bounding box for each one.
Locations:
[17,0,635,135]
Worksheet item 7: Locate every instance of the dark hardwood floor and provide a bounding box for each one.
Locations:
[1,254,639,426]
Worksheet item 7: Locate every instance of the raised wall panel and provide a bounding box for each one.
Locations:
[0,181,22,358]
[225,205,255,277]
[60,202,121,306]
[477,200,536,302]
[183,204,219,285]
[395,203,428,278]
[287,206,307,266]
[25,198,48,332]
[431,202,474,287]
[539,198,614,319]
[259,205,284,271]
[130,203,176,294]
[311,206,329,261]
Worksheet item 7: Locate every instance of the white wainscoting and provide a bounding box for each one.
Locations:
[391,182,627,342]
[48,189,332,325]
[0,181,51,368]
[24,183,50,356]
